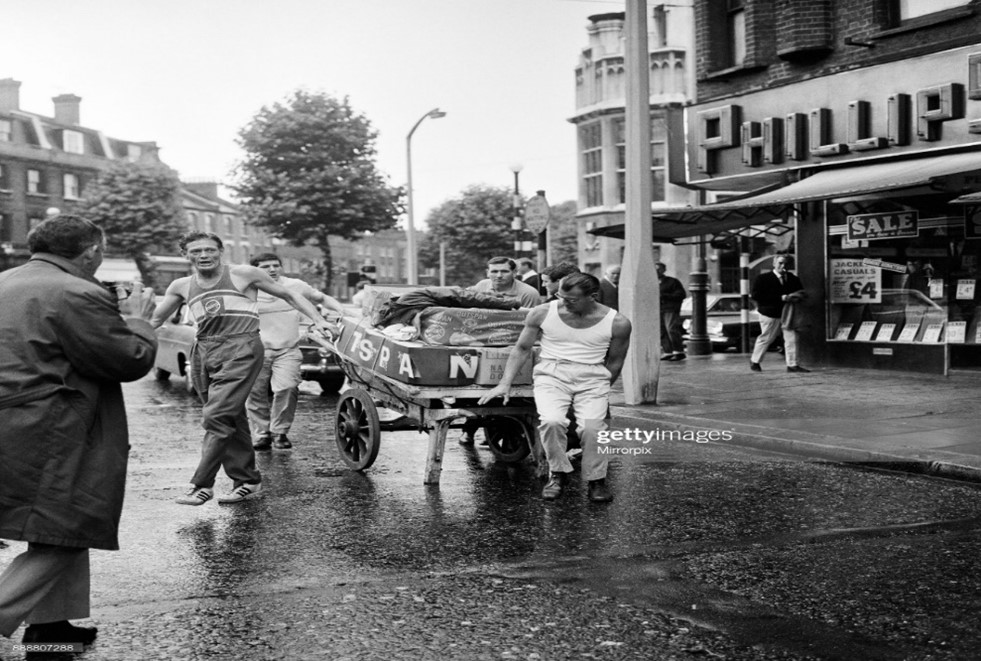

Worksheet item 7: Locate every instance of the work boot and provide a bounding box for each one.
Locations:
[272,434,292,449]
[787,365,811,373]
[750,362,762,372]
[23,620,98,645]
[588,479,613,503]
[253,433,272,451]
[542,473,568,501]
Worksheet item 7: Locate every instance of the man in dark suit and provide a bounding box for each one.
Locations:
[598,265,620,310]
[516,258,541,294]
[750,254,808,373]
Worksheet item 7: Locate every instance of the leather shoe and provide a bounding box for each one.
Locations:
[750,362,762,372]
[542,473,568,500]
[253,433,272,451]
[787,365,811,373]
[23,620,98,645]
[588,479,613,503]
[272,434,292,449]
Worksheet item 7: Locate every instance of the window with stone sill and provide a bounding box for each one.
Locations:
[0,164,9,191]
[62,130,84,155]
[0,119,11,142]
[27,169,45,195]
[63,173,80,200]
[896,0,971,21]
[581,122,603,208]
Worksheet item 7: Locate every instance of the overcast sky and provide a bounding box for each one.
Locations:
[3,0,624,227]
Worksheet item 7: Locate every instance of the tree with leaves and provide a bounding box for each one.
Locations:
[546,200,579,266]
[418,185,517,285]
[76,161,187,288]
[233,91,403,287]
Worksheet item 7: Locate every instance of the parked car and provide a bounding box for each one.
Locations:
[153,303,347,394]
[681,294,782,353]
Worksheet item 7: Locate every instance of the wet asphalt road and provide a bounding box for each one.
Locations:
[3,375,981,660]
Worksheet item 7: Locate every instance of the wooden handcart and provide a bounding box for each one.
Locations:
[310,333,542,485]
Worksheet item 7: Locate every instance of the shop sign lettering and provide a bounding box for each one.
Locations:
[830,258,882,303]
[847,212,919,241]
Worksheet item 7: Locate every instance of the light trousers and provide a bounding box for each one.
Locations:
[0,544,89,637]
[533,360,611,481]
[246,346,302,437]
[751,313,798,366]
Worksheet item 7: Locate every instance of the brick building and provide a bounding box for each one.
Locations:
[667,0,981,373]
[0,78,161,270]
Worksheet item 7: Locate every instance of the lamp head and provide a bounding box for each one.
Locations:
[428,108,447,119]
[509,163,524,174]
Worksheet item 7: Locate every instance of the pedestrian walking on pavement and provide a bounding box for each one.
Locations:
[152,233,334,506]
[657,263,688,361]
[246,253,344,452]
[750,254,809,373]
[478,273,632,503]
[0,214,157,648]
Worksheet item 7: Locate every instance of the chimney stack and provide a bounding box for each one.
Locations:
[53,93,81,125]
[0,78,21,112]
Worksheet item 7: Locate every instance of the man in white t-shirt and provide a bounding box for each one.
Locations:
[247,253,344,450]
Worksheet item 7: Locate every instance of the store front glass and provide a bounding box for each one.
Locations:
[825,192,981,373]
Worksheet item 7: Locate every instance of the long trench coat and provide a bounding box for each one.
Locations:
[0,254,157,550]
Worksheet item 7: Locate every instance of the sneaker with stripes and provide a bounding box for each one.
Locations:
[175,485,214,506]
[218,482,262,504]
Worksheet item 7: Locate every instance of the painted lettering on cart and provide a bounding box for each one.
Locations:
[448,354,478,379]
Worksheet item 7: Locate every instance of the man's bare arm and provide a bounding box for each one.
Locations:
[604,315,633,384]
[149,279,188,329]
[241,266,333,332]
[476,307,545,405]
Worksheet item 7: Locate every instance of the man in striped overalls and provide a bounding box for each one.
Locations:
[152,233,334,506]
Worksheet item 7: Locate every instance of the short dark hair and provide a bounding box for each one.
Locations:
[487,256,516,271]
[27,214,104,259]
[559,272,600,297]
[517,257,534,269]
[542,262,580,281]
[178,232,223,253]
[250,252,281,267]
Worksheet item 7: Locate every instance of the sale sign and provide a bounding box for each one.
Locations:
[847,211,919,241]
[830,259,882,303]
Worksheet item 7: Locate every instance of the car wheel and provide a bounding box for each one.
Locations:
[154,367,171,381]
[317,374,346,395]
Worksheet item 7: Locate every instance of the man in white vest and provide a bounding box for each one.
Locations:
[478,273,631,503]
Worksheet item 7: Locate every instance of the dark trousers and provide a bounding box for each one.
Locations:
[661,309,684,353]
[190,332,264,489]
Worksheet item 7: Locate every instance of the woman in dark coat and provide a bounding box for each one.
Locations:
[0,215,157,645]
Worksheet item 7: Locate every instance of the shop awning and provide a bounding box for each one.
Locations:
[590,150,981,242]
[950,191,981,205]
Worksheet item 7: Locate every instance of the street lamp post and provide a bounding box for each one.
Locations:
[406,107,446,285]
[510,163,524,256]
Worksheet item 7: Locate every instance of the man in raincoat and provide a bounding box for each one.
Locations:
[0,215,157,646]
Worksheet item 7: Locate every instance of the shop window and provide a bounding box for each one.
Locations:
[581,122,603,208]
[27,169,45,195]
[63,173,80,199]
[823,197,981,356]
[0,119,11,142]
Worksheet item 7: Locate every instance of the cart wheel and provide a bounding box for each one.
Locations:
[334,389,381,471]
[483,416,532,463]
